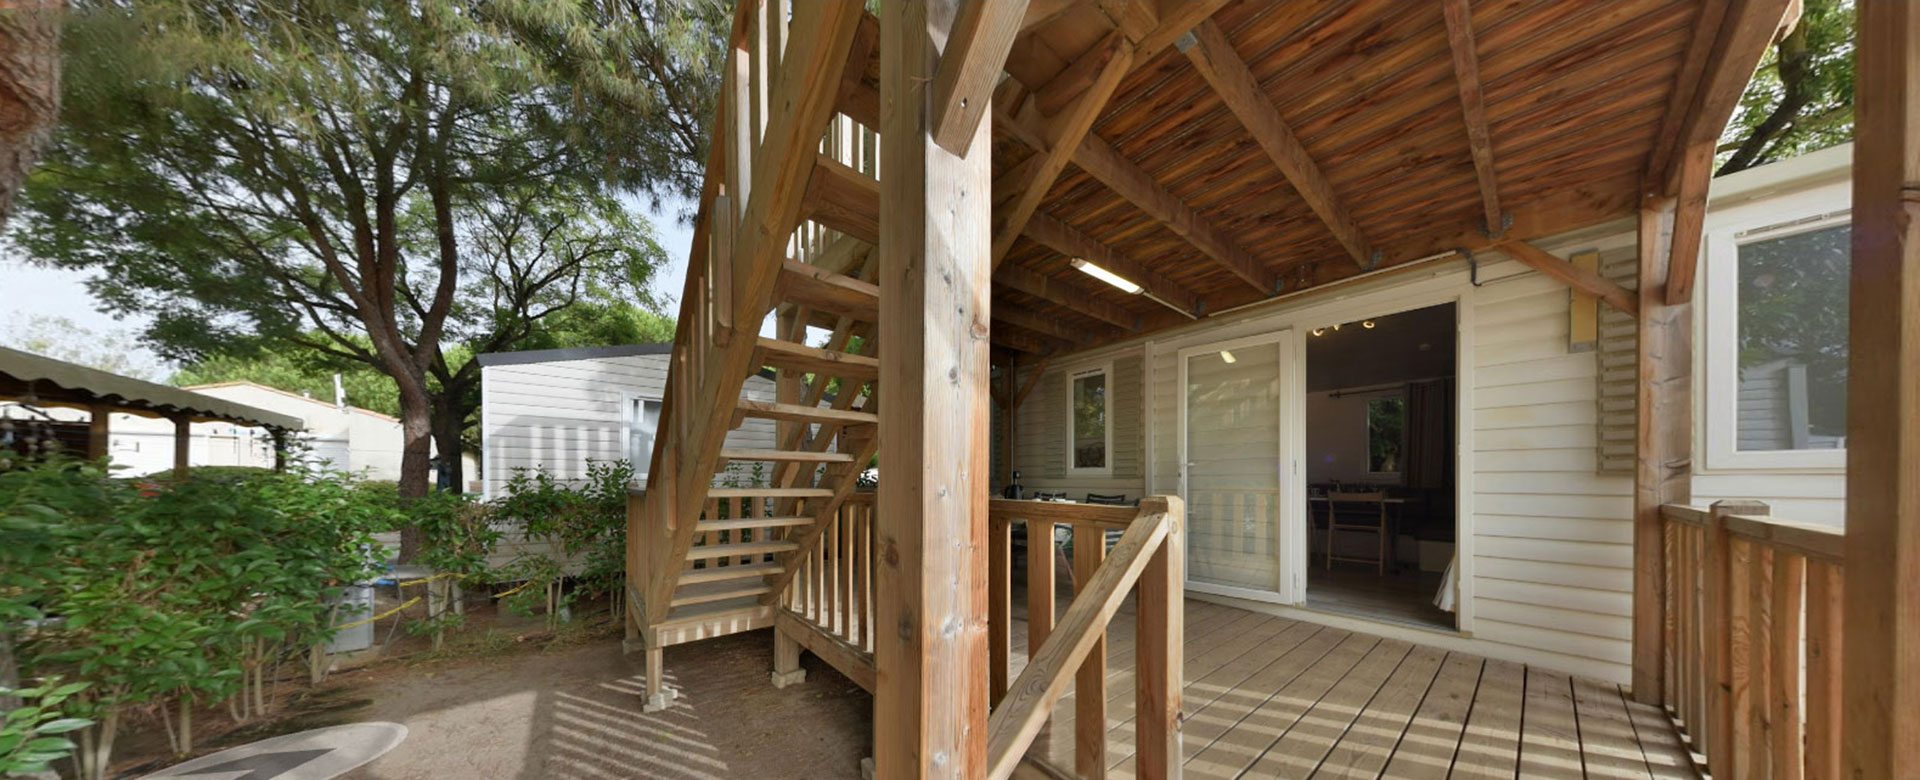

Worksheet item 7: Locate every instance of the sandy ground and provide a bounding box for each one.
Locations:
[340,629,873,780]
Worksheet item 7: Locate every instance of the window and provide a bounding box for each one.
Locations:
[1704,186,1850,470]
[1068,364,1111,474]
[1735,223,1849,451]
[1367,396,1404,474]
[623,394,662,479]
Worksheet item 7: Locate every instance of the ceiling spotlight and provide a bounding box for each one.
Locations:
[1362,320,1376,329]
[1070,257,1143,294]
[1311,328,1326,337]
[1220,350,1237,364]
[1332,323,1342,331]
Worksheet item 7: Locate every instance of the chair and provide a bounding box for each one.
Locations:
[1326,491,1391,575]
[1084,494,1129,550]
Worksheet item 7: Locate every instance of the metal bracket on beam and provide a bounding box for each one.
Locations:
[1484,212,1514,239]
[1363,250,1382,272]
[1173,31,1198,52]
[1465,249,1486,287]
[1133,314,1145,330]
[1193,296,1208,317]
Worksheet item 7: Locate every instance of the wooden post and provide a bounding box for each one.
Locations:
[874,0,994,774]
[171,415,191,479]
[270,428,289,472]
[1707,499,1766,774]
[85,403,109,461]
[989,516,1010,705]
[1073,524,1107,778]
[1135,496,1184,779]
[1844,4,1920,776]
[1631,196,1691,704]
[772,625,807,688]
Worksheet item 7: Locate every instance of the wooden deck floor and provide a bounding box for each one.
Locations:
[1007,597,1696,779]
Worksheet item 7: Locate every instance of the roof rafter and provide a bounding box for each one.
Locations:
[993,32,1136,269]
[1022,210,1201,317]
[1495,239,1639,316]
[1178,19,1375,271]
[995,262,1142,332]
[1440,0,1505,237]
[931,0,1032,156]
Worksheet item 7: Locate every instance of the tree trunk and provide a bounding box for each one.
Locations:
[429,392,466,494]
[0,0,63,224]
[395,378,434,561]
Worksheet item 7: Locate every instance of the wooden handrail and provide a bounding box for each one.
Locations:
[1656,500,1843,780]
[984,496,1184,780]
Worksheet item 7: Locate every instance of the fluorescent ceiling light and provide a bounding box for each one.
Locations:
[1220,350,1236,364]
[1070,257,1143,294]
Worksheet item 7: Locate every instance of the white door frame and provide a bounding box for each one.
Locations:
[1178,329,1299,605]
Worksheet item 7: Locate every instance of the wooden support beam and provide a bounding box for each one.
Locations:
[875,0,992,774]
[1631,198,1690,704]
[1842,3,1920,775]
[1179,20,1374,271]
[171,415,190,479]
[1013,356,1050,409]
[1023,210,1201,316]
[992,34,1134,270]
[992,307,1083,347]
[931,0,1030,156]
[995,262,1140,332]
[1440,0,1504,237]
[991,322,1063,356]
[1496,239,1640,316]
[1079,131,1280,294]
[1662,0,1797,304]
[86,403,109,461]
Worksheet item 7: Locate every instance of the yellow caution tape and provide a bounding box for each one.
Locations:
[332,596,422,631]
[491,578,540,599]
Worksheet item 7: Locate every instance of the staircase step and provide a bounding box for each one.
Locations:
[654,597,774,645]
[686,540,799,561]
[677,561,783,585]
[735,398,878,428]
[696,515,814,532]
[708,486,836,499]
[778,259,879,321]
[719,447,855,464]
[671,581,774,608]
[754,337,880,382]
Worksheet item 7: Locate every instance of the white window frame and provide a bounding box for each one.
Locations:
[1065,360,1115,477]
[621,392,662,480]
[1702,181,1850,472]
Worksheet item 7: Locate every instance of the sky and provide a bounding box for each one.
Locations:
[0,194,700,378]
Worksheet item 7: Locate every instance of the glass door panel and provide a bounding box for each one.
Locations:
[1183,339,1285,595]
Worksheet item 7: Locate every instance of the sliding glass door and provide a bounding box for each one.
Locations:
[1180,333,1295,602]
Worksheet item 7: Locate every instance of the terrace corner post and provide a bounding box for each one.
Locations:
[1843,2,1920,776]
[1631,194,1690,705]
[874,0,994,777]
[171,414,191,479]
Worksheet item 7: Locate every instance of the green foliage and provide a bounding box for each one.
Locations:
[493,460,633,615]
[0,458,395,776]
[0,679,91,774]
[1718,0,1855,173]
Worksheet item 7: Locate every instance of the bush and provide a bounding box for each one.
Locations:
[492,460,632,627]
[0,457,394,779]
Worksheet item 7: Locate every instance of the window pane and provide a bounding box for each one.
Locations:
[1736,223,1850,451]
[1367,397,1404,473]
[1072,372,1107,469]
[630,399,662,473]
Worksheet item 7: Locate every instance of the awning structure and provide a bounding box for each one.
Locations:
[0,346,303,431]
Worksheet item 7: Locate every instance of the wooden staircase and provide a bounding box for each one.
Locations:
[621,0,881,710]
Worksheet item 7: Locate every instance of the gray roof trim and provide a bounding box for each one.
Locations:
[476,343,675,367]
[0,347,305,430]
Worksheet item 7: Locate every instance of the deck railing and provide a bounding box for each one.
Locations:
[985,497,1185,780]
[770,492,878,691]
[1659,500,1843,780]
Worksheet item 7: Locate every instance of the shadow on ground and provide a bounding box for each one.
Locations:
[340,630,872,780]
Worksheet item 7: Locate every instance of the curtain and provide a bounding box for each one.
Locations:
[1404,378,1454,490]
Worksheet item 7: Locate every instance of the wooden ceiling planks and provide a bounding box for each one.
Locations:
[953,0,1721,356]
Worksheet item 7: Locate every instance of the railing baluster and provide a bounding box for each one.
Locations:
[990,515,1011,705]
[1747,543,1774,778]
[1073,523,1107,779]
[1805,558,1842,780]
[1771,550,1805,780]
[1028,520,1055,656]
[1135,497,1185,779]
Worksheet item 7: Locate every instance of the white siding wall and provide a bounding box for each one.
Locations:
[480,352,777,570]
[1008,349,1147,500]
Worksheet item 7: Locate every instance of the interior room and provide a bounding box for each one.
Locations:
[1304,302,1458,630]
